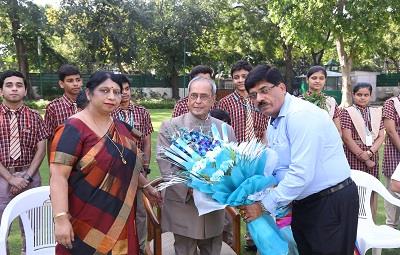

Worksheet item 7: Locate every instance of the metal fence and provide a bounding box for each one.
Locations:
[28,73,188,98]
[377,73,400,87]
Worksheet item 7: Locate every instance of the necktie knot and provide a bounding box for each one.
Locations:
[73,102,78,113]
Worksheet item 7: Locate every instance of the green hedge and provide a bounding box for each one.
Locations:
[136,98,175,109]
[23,98,174,110]
[1,98,175,110]
[25,99,50,110]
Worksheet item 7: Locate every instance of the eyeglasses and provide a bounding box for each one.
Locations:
[189,93,211,101]
[248,85,276,100]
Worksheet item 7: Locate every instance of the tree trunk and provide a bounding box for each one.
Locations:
[311,49,324,66]
[311,31,330,66]
[283,43,294,93]
[111,38,127,73]
[7,0,34,98]
[389,57,400,73]
[170,65,179,99]
[336,36,353,107]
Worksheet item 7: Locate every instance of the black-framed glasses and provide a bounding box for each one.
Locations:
[248,85,276,100]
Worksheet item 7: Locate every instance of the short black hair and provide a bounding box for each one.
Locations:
[210,109,231,125]
[58,64,80,81]
[115,74,131,87]
[0,70,26,89]
[245,65,284,91]
[189,65,213,80]
[76,90,88,109]
[353,82,372,94]
[230,60,252,77]
[307,66,327,79]
[86,71,123,92]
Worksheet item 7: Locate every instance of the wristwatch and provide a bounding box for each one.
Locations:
[142,167,151,175]
[258,201,269,214]
[24,174,33,183]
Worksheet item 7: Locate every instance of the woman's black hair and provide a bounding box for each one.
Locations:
[353,82,372,94]
[306,66,327,79]
[86,71,123,92]
[76,90,88,109]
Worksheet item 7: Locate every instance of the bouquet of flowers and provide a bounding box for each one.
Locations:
[158,122,294,255]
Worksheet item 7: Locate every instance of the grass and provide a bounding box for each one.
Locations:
[6,108,399,254]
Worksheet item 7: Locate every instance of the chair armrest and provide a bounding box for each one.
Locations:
[143,178,164,255]
[225,206,241,254]
[143,195,160,227]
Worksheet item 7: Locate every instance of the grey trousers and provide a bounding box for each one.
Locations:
[136,189,147,255]
[173,233,223,255]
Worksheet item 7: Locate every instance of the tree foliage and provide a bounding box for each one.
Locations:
[58,0,150,73]
[141,0,217,98]
[0,0,399,101]
[0,0,67,98]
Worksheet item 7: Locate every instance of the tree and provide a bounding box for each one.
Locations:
[143,0,216,99]
[255,0,398,106]
[330,0,399,106]
[0,0,32,96]
[0,1,67,97]
[260,1,337,91]
[59,0,148,73]
[376,18,400,72]
[203,0,280,74]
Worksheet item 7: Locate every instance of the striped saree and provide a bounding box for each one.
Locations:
[50,118,141,255]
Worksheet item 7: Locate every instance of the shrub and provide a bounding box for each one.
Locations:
[25,99,50,110]
[136,98,175,109]
[1,97,175,110]
[131,88,147,100]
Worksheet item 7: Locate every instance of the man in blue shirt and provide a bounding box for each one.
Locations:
[241,65,359,255]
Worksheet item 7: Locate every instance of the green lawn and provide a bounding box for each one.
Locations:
[6,108,399,254]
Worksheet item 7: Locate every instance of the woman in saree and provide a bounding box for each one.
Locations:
[49,71,161,254]
[301,66,342,135]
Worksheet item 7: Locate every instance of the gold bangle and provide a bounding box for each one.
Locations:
[53,212,69,220]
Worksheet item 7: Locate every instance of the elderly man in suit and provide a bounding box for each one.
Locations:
[157,76,236,255]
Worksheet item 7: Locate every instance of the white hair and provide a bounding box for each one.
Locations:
[187,76,217,95]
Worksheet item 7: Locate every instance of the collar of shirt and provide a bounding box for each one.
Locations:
[187,111,211,126]
[270,93,291,129]
[0,103,26,115]
[233,90,246,103]
[61,94,76,108]
[232,90,260,112]
[179,96,189,103]
[116,102,136,113]
[127,102,135,111]
[353,104,368,112]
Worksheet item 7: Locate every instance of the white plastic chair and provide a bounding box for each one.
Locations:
[0,186,55,255]
[351,170,400,255]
